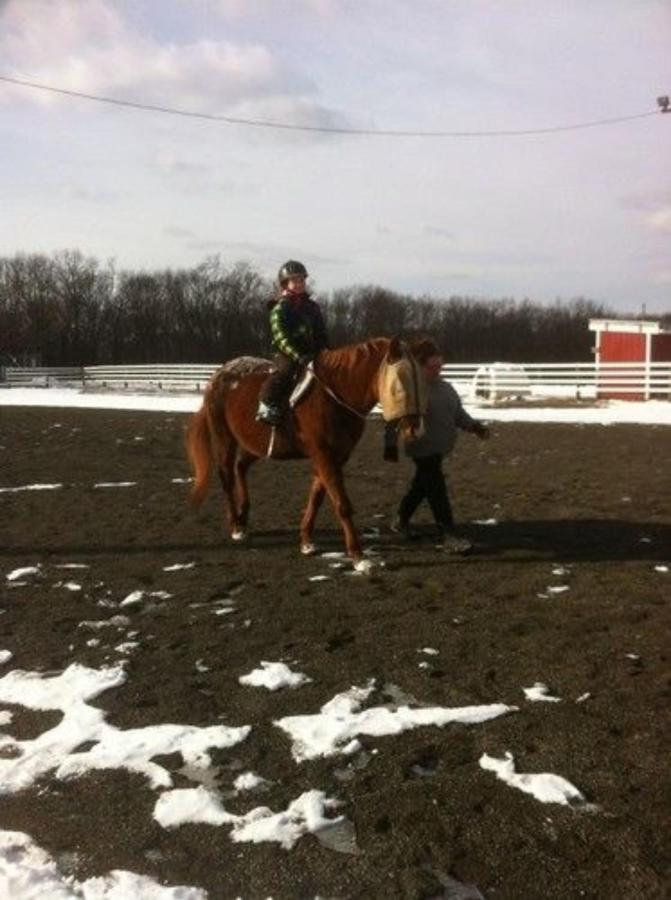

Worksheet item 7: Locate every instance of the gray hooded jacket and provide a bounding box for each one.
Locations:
[405,380,475,458]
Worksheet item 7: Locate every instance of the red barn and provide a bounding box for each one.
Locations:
[589,319,671,400]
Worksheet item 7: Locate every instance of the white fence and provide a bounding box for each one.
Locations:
[441,361,671,401]
[2,361,671,401]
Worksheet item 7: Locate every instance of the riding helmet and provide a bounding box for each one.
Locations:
[278,260,308,285]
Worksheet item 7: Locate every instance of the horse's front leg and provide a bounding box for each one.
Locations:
[311,452,369,569]
[300,474,326,556]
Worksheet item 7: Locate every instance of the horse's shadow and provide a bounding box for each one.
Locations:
[2,519,668,565]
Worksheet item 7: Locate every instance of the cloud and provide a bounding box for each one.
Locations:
[645,207,671,234]
[619,189,671,213]
[154,152,213,178]
[212,0,337,19]
[0,0,347,130]
[652,269,671,285]
[163,226,196,239]
[69,187,126,204]
[424,225,456,241]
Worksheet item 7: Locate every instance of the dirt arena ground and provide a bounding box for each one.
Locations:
[1,406,670,899]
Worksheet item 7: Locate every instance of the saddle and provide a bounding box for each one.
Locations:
[219,356,314,451]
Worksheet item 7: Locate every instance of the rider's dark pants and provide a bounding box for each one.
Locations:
[398,454,454,530]
[259,354,299,408]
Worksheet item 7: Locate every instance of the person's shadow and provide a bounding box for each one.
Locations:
[453,518,671,564]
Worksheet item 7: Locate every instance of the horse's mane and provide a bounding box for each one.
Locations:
[320,337,390,374]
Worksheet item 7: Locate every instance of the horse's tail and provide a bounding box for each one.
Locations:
[186,399,214,506]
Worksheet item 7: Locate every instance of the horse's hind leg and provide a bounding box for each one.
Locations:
[234,450,257,532]
[215,442,246,541]
[300,474,326,555]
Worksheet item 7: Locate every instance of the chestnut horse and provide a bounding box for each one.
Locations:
[185,336,424,570]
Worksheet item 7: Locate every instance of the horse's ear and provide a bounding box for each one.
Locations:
[387,335,404,362]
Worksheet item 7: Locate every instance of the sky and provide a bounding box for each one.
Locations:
[1,0,670,313]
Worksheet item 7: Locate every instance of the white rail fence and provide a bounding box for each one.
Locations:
[2,361,670,401]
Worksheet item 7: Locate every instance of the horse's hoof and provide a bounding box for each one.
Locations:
[301,542,317,556]
[352,558,375,575]
[231,530,247,542]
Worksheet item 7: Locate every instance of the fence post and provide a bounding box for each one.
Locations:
[644,335,652,401]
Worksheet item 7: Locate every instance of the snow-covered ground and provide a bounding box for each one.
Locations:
[1,386,671,424]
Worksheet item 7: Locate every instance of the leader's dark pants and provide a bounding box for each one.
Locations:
[398,454,454,530]
[259,354,299,407]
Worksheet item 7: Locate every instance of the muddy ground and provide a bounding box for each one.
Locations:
[1,406,670,899]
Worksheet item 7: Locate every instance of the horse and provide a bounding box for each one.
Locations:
[185,336,426,571]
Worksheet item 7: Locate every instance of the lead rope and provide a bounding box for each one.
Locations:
[266,425,277,458]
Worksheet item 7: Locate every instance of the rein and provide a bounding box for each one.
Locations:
[308,362,369,420]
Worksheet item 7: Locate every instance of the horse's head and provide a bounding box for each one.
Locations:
[378,336,427,441]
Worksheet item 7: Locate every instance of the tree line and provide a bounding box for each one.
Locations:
[1,249,656,367]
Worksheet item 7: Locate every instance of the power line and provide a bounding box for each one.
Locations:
[0,73,663,138]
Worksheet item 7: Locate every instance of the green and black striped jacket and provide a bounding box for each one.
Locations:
[269,292,329,362]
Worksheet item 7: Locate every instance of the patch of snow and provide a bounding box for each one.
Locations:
[0,483,62,493]
[93,482,137,489]
[0,830,207,899]
[6,567,40,582]
[230,790,343,850]
[654,565,669,573]
[0,662,250,795]
[418,648,439,656]
[350,559,375,575]
[239,662,311,692]
[547,585,570,594]
[114,642,140,655]
[79,616,131,631]
[233,771,268,793]
[120,591,144,608]
[523,682,561,703]
[479,752,586,805]
[154,786,344,851]
[163,563,195,572]
[276,682,516,762]
[4,388,671,426]
[0,651,13,666]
